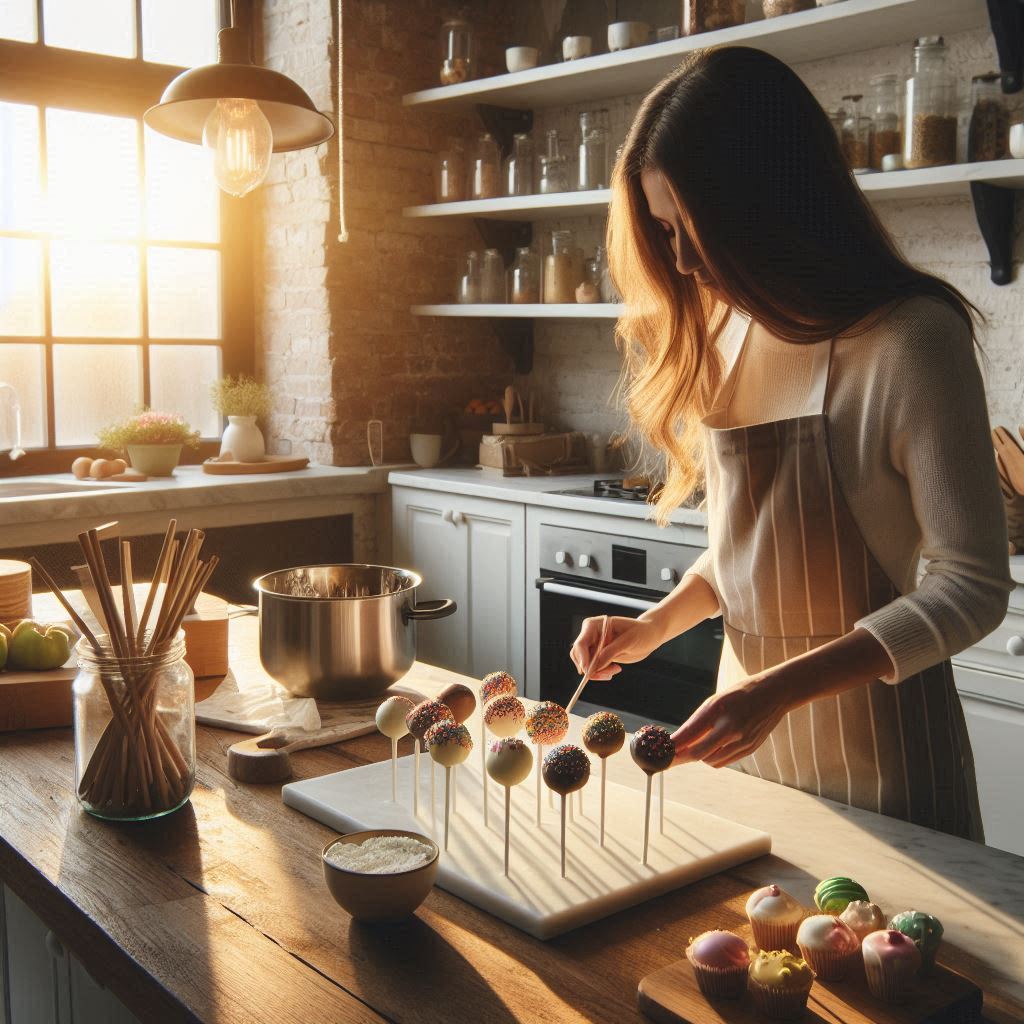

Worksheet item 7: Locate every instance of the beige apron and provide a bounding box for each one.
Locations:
[702,331,983,841]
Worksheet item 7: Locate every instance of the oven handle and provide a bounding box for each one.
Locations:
[535,578,660,613]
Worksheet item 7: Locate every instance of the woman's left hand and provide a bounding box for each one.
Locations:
[671,676,792,768]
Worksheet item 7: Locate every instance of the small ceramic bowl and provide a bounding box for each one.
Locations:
[322,829,439,923]
[562,35,591,61]
[1009,122,1024,159]
[506,46,539,73]
[608,21,649,52]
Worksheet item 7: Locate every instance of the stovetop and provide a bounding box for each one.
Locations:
[552,477,704,510]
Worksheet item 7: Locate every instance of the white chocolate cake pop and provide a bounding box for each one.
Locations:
[486,737,533,787]
[484,694,526,738]
[376,695,415,739]
[425,720,473,767]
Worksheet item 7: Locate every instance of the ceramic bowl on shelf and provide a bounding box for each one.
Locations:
[506,46,539,73]
[1010,122,1024,159]
[562,35,591,61]
[608,21,649,52]
[322,830,440,923]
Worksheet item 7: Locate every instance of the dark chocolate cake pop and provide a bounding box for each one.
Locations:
[630,724,675,774]
[542,744,591,795]
[405,699,454,743]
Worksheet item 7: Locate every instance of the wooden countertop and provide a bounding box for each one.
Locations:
[1,615,1022,1024]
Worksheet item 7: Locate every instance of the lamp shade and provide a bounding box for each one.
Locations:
[144,62,334,153]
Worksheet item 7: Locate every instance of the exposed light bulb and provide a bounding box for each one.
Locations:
[202,98,272,197]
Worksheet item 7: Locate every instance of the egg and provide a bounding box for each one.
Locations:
[109,458,127,476]
[71,457,93,479]
[89,459,113,479]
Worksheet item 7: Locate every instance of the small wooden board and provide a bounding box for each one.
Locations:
[637,952,983,1024]
[491,422,546,435]
[202,455,309,475]
[0,660,77,732]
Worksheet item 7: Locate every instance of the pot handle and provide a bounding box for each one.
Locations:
[403,598,457,622]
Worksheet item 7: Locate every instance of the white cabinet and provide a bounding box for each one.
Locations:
[392,487,525,682]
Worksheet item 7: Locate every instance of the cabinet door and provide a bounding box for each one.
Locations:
[4,885,69,1024]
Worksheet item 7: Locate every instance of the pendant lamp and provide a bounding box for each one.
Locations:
[144,0,334,196]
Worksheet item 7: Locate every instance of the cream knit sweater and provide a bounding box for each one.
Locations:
[688,295,1013,683]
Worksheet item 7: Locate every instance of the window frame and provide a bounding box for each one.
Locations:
[0,1,253,476]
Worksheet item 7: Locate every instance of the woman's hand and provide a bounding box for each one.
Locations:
[671,676,792,768]
[569,615,668,680]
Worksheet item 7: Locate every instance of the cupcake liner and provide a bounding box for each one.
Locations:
[797,943,858,981]
[750,918,802,954]
[690,962,749,999]
[747,975,813,1020]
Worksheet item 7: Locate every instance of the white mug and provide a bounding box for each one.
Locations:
[608,21,649,52]
[506,46,539,73]
[562,35,592,61]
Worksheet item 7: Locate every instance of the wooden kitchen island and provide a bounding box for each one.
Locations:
[1,617,1022,1024]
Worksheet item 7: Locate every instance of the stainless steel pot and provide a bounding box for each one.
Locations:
[253,564,456,699]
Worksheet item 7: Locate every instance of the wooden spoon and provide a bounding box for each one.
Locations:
[503,385,515,425]
[993,427,1024,495]
[227,721,377,783]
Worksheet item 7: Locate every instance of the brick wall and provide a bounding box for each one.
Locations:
[255,0,516,465]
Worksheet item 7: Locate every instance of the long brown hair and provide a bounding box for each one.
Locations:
[609,46,977,524]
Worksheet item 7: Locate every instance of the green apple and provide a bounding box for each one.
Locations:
[0,623,9,670]
[7,620,73,671]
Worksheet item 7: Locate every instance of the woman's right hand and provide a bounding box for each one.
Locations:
[569,614,668,680]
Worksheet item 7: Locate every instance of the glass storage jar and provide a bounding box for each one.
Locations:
[682,0,745,34]
[577,111,610,190]
[904,36,957,169]
[841,95,871,172]
[470,132,501,200]
[762,0,814,16]
[576,253,601,303]
[544,229,578,304]
[456,250,481,303]
[504,132,534,197]
[73,631,195,821]
[480,248,506,303]
[509,247,539,304]
[595,244,620,303]
[968,72,1009,162]
[440,19,473,85]
[435,140,467,203]
[538,154,570,194]
[867,73,902,170]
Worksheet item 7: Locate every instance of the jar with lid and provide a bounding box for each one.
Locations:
[761,0,814,17]
[840,95,871,172]
[470,132,501,200]
[508,247,539,304]
[440,19,473,85]
[576,253,601,303]
[480,249,506,303]
[504,132,534,197]
[904,36,957,168]
[435,139,467,203]
[456,250,481,303]
[682,0,745,35]
[867,73,902,170]
[73,631,195,821]
[968,72,1009,162]
[827,105,846,147]
[577,111,610,190]
[544,229,578,304]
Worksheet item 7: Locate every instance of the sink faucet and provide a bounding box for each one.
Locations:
[0,383,25,460]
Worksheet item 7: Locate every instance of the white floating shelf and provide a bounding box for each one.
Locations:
[403,0,986,110]
[403,190,611,221]
[411,303,623,319]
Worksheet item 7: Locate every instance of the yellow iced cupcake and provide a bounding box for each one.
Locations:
[747,950,815,1019]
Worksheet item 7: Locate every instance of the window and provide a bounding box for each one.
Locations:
[0,1,252,471]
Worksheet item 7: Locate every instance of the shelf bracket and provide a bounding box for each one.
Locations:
[492,319,534,375]
[987,0,1023,93]
[473,218,532,266]
[970,181,1017,286]
[476,104,533,159]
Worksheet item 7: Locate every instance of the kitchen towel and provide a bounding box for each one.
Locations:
[196,668,321,734]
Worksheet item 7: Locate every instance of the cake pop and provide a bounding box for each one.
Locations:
[426,720,472,851]
[437,682,476,813]
[542,744,591,878]
[375,694,415,801]
[484,694,526,737]
[630,724,675,866]
[405,699,454,817]
[582,711,624,847]
[486,737,534,876]
[478,671,518,828]
[525,701,568,826]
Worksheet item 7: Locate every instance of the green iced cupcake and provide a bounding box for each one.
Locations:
[888,910,943,973]
[813,876,869,914]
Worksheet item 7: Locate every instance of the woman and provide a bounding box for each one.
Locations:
[570,47,1012,841]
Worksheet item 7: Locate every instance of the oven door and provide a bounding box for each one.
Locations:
[536,575,723,729]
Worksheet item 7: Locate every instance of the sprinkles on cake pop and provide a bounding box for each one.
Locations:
[525,701,568,744]
[542,743,591,793]
[491,736,527,754]
[480,670,517,704]
[583,711,625,754]
[405,699,454,740]
[630,724,675,772]
[424,719,472,750]
[484,694,526,729]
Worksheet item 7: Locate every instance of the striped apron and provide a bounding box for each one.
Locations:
[702,333,983,841]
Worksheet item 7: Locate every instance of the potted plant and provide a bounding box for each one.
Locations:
[210,375,272,463]
[97,411,200,477]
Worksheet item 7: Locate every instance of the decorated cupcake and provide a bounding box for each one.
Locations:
[796,914,860,980]
[840,900,887,943]
[862,929,921,1001]
[888,910,943,973]
[747,950,815,1019]
[813,876,869,915]
[685,930,751,999]
[745,884,806,953]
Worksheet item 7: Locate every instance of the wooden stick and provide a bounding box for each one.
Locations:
[659,771,665,834]
[481,708,489,829]
[535,744,543,826]
[642,773,652,867]
[136,520,176,646]
[413,740,420,816]
[565,614,609,716]
[600,757,607,847]
[28,558,100,653]
[391,737,398,802]
[560,794,567,878]
[443,766,451,851]
[120,541,138,657]
[503,785,511,877]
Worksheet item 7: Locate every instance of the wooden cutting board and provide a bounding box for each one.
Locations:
[637,948,983,1024]
[202,455,309,475]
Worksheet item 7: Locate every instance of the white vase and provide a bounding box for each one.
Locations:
[220,416,265,462]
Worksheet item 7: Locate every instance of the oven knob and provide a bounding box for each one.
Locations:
[579,553,593,569]
[660,567,677,583]
[555,550,569,565]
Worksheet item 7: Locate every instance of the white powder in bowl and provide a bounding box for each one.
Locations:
[325,835,434,874]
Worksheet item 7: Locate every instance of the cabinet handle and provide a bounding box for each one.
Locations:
[1006,635,1024,657]
[451,510,464,526]
[441,509,454,524]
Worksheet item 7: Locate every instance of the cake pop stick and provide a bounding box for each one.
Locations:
[486,738,533,876]
[405,699,454,819]
[426,721,472,851]
[659,772,665,834]
[564,615,608,715]
[630,725,675,866]
[437,683,476,819]
[543,744,590,878]
[375,695,415,803]
[525,701,568,827]
[582,711,625,847]
[479,671,517,829]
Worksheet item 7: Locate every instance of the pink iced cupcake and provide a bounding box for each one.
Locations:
[840,900,887,943]
[796,915,860,980]
[745,884,807,952]
[862,929,921,1001]
[685,930,751,999]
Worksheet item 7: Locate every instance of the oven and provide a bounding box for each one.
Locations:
[535,523,723,732]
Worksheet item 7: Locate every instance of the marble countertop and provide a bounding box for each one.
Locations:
[388,467,708,528]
